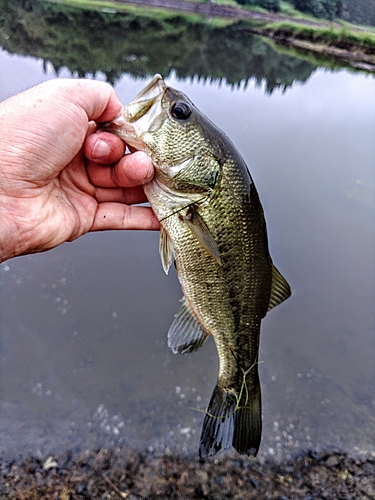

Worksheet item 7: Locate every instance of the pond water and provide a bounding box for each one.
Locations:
[0,2,374,462]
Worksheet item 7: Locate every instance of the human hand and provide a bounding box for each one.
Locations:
[0,79,160,263]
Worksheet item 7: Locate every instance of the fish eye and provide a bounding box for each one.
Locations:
[171,101,192,120]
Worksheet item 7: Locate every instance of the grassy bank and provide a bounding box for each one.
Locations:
[44,0,232,26]
[43,0,207,21]
[246,20,375,70]
[257,21,375,53]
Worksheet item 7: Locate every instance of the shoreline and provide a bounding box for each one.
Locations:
[1,447,375,498]
[246,25,375,71]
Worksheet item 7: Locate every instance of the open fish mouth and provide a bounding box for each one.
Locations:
[104,74,166,150]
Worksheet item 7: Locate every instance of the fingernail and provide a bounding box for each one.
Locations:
[92,138,110,159]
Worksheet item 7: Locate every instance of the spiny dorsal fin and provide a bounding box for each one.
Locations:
[180,205,221,265]
[267,264,291,312]
[159,226,175,274]
[168,297,209,354]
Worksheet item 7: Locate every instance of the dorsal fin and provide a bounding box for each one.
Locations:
[268,264,291,312]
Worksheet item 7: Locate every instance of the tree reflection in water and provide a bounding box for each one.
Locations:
[0,0,317,93]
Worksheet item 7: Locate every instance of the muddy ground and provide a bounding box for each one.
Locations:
[1,448,374,499]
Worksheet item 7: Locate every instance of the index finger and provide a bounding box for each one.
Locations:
[66,79,123,122]
[87,151,154,188]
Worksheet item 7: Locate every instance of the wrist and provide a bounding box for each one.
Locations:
[0,205,17,263]
[0,195,28,263]
[0,219,15,264]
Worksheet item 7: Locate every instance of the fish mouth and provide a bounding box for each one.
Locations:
[105,74,166,150]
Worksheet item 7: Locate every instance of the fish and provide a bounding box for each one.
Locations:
[104,75,291,458]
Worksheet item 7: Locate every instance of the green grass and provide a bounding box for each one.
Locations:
[262,33,365,72]
[43,0,234,25]
[43,0,228,25]
[262,20,375,51]
[338,19,375,35]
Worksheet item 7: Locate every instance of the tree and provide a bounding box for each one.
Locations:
[342,0,375,26]
[292,0,342,19]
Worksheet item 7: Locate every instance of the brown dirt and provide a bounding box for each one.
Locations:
[1,448,375,499]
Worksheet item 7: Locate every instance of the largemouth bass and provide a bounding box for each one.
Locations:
[105,75,291,457]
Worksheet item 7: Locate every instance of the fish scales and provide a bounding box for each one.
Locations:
[104,75,291,458]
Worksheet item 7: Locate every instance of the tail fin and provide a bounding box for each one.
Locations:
[199,381,261,458]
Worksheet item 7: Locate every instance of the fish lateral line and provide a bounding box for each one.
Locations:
[221,340,262,368]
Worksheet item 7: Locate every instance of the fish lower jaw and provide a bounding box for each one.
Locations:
[103,112,144,150]
[110,126,145,150]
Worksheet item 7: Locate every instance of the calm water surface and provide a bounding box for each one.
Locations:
[0,34,374,460]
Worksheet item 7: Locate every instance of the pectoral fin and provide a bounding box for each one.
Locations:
[159,227,175,274]
[168,297,209,354]
[267,264,291,311]
[180,205,221,265]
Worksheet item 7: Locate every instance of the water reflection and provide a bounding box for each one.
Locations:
[0,0,317,92]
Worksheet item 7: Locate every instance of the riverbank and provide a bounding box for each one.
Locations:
[1,447,375,498]
[246,23,375,71]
